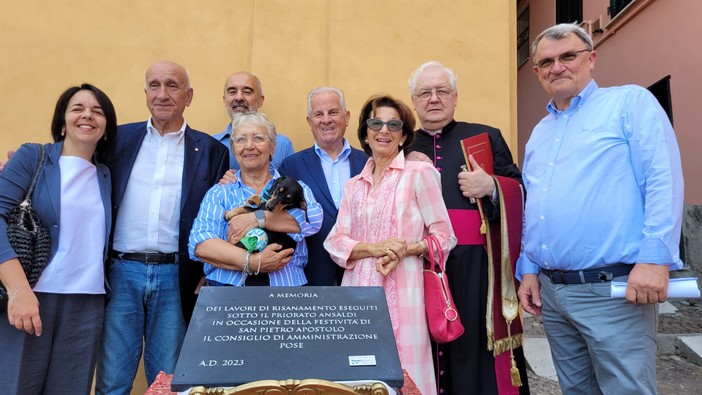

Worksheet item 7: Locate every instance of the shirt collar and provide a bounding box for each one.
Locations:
[222,123,233,139]
[546,79,598,116]
[146,117,187,137]
[314,139,352,161]
[233,166,281,189]
[359,151,406,183]
[420,119,456,136]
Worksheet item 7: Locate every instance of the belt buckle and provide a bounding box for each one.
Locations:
[598,271,613,282]
[144,253,158,263]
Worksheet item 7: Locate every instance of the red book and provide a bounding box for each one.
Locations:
[460,132,494,174]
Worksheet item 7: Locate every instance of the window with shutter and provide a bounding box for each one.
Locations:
[517,7,530,67]
[556,0,583,24]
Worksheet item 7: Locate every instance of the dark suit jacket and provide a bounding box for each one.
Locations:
[278,145,367,286]
[0,142,112,266]
[102,122,228,322]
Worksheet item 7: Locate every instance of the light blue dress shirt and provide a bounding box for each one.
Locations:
[314,139,352,208]
[188,169,323,286]
[213,124,295,171]
[516,80,684,279]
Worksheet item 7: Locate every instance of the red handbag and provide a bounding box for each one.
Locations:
[422,235,464,343]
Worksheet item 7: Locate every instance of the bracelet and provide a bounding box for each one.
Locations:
[9,285,27,300]
[243,252,252,275]
[254,253,262,275]
[418,240,427,257]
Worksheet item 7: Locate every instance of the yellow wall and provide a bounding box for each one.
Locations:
[1,1,517,156]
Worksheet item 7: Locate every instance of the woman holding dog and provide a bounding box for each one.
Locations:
[0,84,116,394]
[189,112,322,286]
[325,95,456,395]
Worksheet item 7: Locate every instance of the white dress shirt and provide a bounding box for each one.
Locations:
[113,119,186,253]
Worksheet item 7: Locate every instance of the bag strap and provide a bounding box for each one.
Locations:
[423,235,445,273]
[22,144,46,203]
[433,236,445,270]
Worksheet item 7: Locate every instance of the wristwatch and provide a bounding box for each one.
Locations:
[254,210,266,228]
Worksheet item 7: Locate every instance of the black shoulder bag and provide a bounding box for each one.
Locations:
[0,144,51,309]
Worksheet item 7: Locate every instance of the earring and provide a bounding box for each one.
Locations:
[61,128,65,137]
[399,141,403,147]
[104,134,108,141]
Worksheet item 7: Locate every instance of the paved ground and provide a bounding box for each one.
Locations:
[526,354,702,395]
[524,291,702,395]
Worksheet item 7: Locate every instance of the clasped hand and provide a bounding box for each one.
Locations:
[374,238,407,277]
[458,155,494,199]
[625,263,669,304]
[227,212,256,245]
[255,243,295,273]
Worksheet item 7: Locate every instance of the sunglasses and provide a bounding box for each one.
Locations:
[366,118,404,132]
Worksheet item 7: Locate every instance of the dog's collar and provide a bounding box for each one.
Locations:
[260,187,271,203]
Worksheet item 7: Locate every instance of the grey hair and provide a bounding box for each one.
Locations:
[306,86,347,116]
[183,69,191,90]
[252,74,263,96]
[531,23,594,61]
[230,112,277,149]
[407,61,458,96]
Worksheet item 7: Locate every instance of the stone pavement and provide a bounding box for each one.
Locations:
[522,276,702,394]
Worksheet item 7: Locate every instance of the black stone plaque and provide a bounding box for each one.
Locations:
[171,286,403,391]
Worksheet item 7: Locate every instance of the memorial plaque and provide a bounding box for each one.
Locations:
[171,286,403,391]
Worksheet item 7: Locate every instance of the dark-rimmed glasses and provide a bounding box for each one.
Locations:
[535,49,591,69]
[366,118,404,132]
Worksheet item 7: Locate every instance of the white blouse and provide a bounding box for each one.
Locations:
[34,156,106,294]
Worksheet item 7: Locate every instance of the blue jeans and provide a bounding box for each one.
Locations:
[539,273,658,395]
[95,259,186,395]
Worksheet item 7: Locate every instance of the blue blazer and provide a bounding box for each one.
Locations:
[102,122,229,321]
[0,142,112,271]
[278,145,367,286]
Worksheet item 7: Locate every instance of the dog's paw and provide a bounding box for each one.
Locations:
[224,207,247,221]
[246,195,263,207]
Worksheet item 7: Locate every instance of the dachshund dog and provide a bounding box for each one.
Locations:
[224,176,308,250]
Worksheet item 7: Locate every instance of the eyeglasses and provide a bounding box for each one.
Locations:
[414,88,453,101]
[535,49,591,69]
[232,134,270,146]
[366,118,404,132]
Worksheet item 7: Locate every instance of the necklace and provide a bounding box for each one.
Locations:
[373,163,391,185]
[242,172,272,194]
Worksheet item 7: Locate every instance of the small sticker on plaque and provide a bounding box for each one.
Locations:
[349,355,377,367]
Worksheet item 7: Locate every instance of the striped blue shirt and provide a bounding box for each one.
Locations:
[189,169,323,286]
[516,80,684,279]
